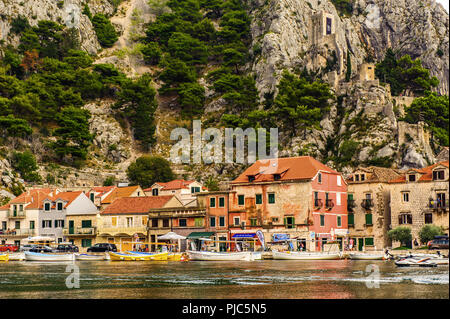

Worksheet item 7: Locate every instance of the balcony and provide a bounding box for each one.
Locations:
[361,199,374,210]
[325,199,334,209]
[97,226,147,236]
[0,229,36,237]
[313,198,323,208]
[347,199,356,211]
[6,211,26,218]
[63,227,97,236]
[428,199,449,212]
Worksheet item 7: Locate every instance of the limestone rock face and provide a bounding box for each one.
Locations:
[0,0,114,54]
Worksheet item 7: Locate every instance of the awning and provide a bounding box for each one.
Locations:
[187,232,215,239]
[158,232,186,240]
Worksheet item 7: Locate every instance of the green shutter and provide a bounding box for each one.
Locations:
[82,220,92,228]
[364,237,374,246]
[256,194,262,204]
[337,216,341,227]
[348,213,354,225]
[210,197,216,207]
[238,195,244,205]
[268,193,275,204]
[320,215,325,226]
[219,197,225,207]
[365,214,372,225]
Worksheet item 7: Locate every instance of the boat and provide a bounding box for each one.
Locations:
[8,252,25,261]
[395,257,437,267]
[109,251,168,261]
[75,253,107,261]
[127,251,183,261]
[271,250,342,260]
[396,252,448,265]
[24,251,74,261]
[0,254,9,262]
[349,252,388,260]
[187,250,257,261]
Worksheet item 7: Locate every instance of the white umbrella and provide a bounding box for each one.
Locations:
[158,232,186,240]
[24,236,56,242]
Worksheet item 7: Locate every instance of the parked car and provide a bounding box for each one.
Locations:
[0,244,19,252]
[29,245,54,253]
[20,244,36,252]
[87,243,117,252]
[55,244,79,252]
[427,235,449,249]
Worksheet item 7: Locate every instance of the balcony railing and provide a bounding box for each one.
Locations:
[347,199,356,211]
[0,229,36,237]
[6,211,26,218]
[325,199,334,209]
[63,227,97,236]
[97,226,147,236]
[361,199,374,210]
[428,199,449,210]
[314,199,323,208]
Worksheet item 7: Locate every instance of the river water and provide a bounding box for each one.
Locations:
[0,259,448,299]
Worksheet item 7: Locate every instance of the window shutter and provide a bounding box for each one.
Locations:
[398,215,402,225]
[348,214,354,225]
[366,214,372,225]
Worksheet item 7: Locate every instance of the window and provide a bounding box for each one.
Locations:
[408,174,416,182]
[142,216,148,226]
[29,221,35,230]
[271,217,279,223]
[126,217,133,227]
[320,215,325,227]
[402,192,410,202]
[318,173,322,183]
[424,213,433,224]
[398,214,412,225]
[57,202,63,211]
[191,187,201,193]
[179,219,187,227]
[432,170,445,180]
[82,239,92,248]
[219,216,225,227]
[255,194,262,205]
[13,205,17,214]
[42,220,52,228]
[1,221,6,230]
[285,216,295,229]
[437,193,446,207]
[326,17,332,34]
[81,220,92,228]
[194,218,203,227]
[348,213,354,226]
[365,193,372,200]
[151,219,158,227]
[210,197,216,208]
[19,204,23,212]
[111,217,117,227]
[337,216,342,227]
[219,197,225,208]
[210,217,216,227]
[355,174,359,182]
[238,195,245,206]
[55,220,64,228]
[234,217,240,226]
[336,193,341,206]
[268,193,275,204]
[90,193,95,202]
[365,214,373,226]
[337,175,342,186]
[273,174,281,181]
[15,221,20,229]
[360,174,365,181]
[248,176,255,182]
[152,188,159,196]
[163,219,169,228]
[250,218,257,226]
[44,202,51,211]
[364,238,374,246]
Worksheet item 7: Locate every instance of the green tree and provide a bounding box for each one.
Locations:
[92,14,118,48]
[418,225,445,245]
[0,115,32,138]
[141,42,162,65]
[178,82,205,118]
[126,155,175,188]
[11,150,41,182]
[388,226,412,247]
[167,32,208,65]
[345,51,352,82]
[103,176,115,186]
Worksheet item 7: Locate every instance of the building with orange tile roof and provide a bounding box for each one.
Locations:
[388,161,449,247]
[228,156,348,252]
[86,186,116,208]
[100,185,145,209]
[144,179,207,206]
[98,196,183,250]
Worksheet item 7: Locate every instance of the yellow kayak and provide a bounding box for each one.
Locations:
[0,254,9,262]
[109,252,168,261]
[168,253,182,261]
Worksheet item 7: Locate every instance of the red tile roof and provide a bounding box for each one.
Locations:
[232,156,340,184]
[101,196,176,215]
[0,188,54,210]
[45,191,83,208]
[102,186,141,204]
[389,161,449,183]
[144,180,195,191]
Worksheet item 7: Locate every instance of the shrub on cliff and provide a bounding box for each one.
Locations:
[92,14,118,48]
[126,156,175,189]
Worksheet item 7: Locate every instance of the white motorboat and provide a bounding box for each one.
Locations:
[74,253,107,261]
[24,251,74,261]
[272,250,342,260]
[349,252,387,260]
[395,257,437,267]
[187,250,257,261]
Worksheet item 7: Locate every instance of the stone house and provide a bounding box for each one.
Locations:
[229,156,348,252]
[0,188,53,246]
[347,167,403,251]
[388,161,449,247]
[98,196,182,251]
[100,185,145,210]
[86,186,116,208]
[144,179,207,206]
